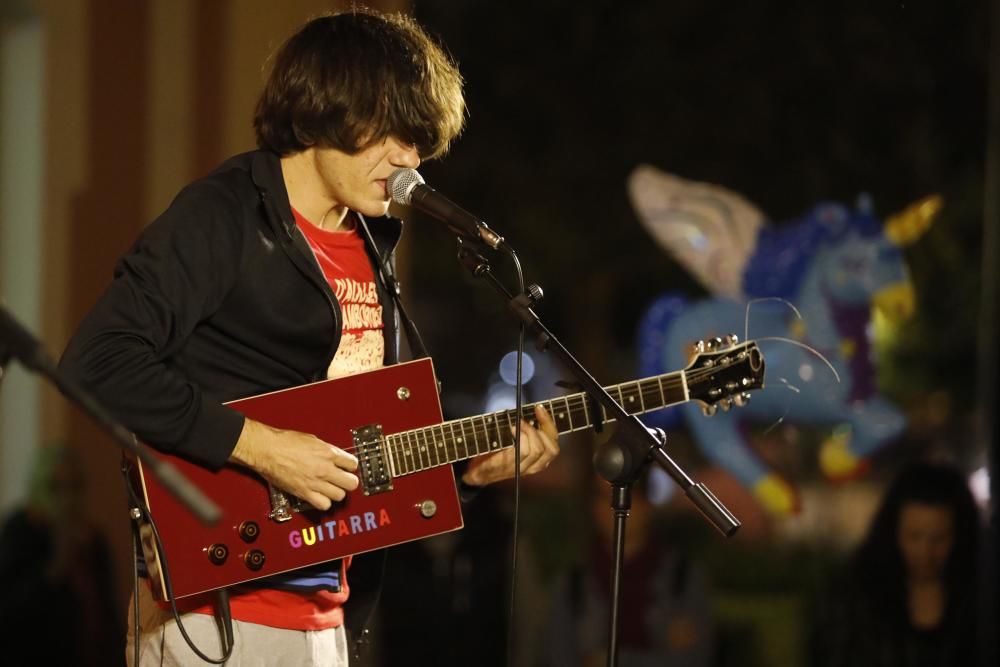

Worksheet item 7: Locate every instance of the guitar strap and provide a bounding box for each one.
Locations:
[359,217,431,362]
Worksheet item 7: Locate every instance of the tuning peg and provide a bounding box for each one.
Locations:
[525,283,544,305]
[701,403,717,417]
[733,392,751,407]
[718,398,733,412]
[723,333,739,347]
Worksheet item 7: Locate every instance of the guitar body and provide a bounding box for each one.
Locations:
[136,358,464,600]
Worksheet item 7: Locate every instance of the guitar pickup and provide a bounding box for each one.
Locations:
[354,424,393,495]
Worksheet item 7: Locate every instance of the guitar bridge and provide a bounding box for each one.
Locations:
[354,424,393,495]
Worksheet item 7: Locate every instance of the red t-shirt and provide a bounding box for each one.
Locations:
[173,209,385,630]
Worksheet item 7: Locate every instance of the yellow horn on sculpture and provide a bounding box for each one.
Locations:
[884,194,942,246]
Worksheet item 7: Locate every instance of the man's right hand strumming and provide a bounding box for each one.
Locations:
[230,418,360,511]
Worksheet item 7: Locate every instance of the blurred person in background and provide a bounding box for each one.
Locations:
[0,444,122,666]
[810,459,983,667]
[543,469,715,667]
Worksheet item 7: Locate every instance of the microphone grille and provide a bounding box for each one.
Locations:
[387,168,424,205]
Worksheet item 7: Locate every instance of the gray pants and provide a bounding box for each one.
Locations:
[126,583,349,666]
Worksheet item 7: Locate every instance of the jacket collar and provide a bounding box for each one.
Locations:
[250,149,403,260]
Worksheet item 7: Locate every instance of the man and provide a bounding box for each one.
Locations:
[59,8,559,666]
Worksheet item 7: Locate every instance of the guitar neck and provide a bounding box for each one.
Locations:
[383,368,689,477]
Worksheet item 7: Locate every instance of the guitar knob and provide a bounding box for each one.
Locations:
[238,521,260,543]
[701,404,717,417]
[207,543,229,566]
[244,549,266,571]
[417,500,438,519]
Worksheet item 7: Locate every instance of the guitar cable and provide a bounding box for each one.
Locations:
[121,458,235,664]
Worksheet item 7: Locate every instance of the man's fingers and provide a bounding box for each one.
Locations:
[534,404,558,439]
[303,491,333,511]
[328,444,359,471]
[326,467,360,492]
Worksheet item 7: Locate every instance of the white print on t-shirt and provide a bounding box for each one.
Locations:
[328,329,384,380]
[333,278,379,305]
[326,277,383,379]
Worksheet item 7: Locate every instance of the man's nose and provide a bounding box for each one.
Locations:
[391,142,421,169]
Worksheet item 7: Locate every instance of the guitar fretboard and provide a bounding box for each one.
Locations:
[383,368,690,476]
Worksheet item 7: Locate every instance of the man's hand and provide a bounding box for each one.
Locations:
[461,404,559,487]
[230,418,359,510]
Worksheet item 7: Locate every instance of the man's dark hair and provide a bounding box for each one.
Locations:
[254,7,465,159]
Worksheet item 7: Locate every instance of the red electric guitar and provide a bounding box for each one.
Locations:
[134,337,764,600]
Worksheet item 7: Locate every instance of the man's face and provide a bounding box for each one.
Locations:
[312,135,421,218]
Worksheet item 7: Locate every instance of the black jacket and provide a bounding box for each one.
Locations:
[59,149,402,468]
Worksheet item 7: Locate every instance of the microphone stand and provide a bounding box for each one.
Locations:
[0,305,221,525]
[455,240,739,667]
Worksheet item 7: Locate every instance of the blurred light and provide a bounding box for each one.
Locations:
[484,383,516,413]
[499,351,535,385]
[969,466,991,506]
[646,466,676,506]
[798,363,814,382]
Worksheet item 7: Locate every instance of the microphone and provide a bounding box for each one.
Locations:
[388,168,505,250]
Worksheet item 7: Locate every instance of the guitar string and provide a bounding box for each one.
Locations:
[337,347,760,466]
[342,372,753,462]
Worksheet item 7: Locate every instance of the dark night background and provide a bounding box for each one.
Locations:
[371,2,995,666]
[402,0,988,409]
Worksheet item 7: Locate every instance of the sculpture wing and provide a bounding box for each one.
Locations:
[627,164,765,298]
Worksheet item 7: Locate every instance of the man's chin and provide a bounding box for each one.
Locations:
[358,201,391,218]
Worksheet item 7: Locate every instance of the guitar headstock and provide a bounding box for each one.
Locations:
[684,335,765,415]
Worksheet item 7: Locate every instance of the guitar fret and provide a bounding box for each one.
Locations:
[403,431,415,474]
[465,417,480,456]
[415,428,427,471]
[433,424,446,466]
[436,425,446,466]
[502,410,515,448]
[452,420,466,461]
[627,383,639,412]
[443,421,456,463]
[461,418,475,459]
[418,429,430,470]
[420,427,432,469]
[444,421,457,461]
[640,379,659,412]
[409,430,421,471]
[494,413,505,448]
[384,435,398,477]
[482,414,499,452]
[558,396,572,431]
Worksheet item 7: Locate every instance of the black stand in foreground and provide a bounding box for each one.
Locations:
[0,305,220,525]
[456,241,741,667]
